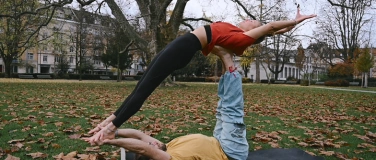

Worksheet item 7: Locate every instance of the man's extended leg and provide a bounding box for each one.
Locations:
[213,76,225,139]
[218,70,248,160]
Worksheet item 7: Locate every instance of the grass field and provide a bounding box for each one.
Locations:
[0,79,375,159]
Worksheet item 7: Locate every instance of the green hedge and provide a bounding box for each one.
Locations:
[67,74,136,80]
[204,77,220,82]
[3,73,56,79]
[300,80,309,86]
[324,79,349,87]
[368,82,376,87]
[176,77,206,82]
[261,79,275,83]
[242,78,253,83]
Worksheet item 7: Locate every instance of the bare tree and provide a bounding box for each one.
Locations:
[231,0,284,82]
[0,0,57,77]
[314,0,373,63]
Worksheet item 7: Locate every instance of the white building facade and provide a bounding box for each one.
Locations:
[0,7,145,76]
[233,48,329,81]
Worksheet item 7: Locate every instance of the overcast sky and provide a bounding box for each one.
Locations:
[183,0,320,47]
[70,0,375,48]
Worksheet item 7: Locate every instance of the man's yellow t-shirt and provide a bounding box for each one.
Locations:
[166,134,229,160]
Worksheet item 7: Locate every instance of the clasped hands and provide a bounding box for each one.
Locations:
[82,121,117,146]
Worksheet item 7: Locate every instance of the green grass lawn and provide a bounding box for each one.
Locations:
[0,79,375,159]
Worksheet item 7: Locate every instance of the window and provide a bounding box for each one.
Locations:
[296,69,299,78]
[70,46,74,52]
[43,56,47,62]
[69,57,74,63]
[58,11,64,18]
[94,50,99,56]
[27,67,34,73]
[13,66,18,73]
[57,33,63,40]
[55,56,61,63]
[27,53,34,60]
[42,32,47,39]
[292,68,295,78]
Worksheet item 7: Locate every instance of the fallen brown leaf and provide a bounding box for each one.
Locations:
[14,142,23,149]
[298,142,309,147]
[43,132,54,137]
[52,153,64,159]
[84,146,100,152]
[319,151,335,156]
[69,134,82,139]
[7,139,24,144]
[26,152,48,159]
[52,143,61,149]
[65,151,77,158]
[5,154,20,160]
[55,122,64,127]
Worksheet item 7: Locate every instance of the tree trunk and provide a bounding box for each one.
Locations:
[4,58,12,78]
[274,71,279,80]
[242,65,248,78]
[105,0,189,87]
[256,56,260,83]
[364,72,368,88]
[117,69,122,82]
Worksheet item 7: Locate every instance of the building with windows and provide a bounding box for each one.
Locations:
[0,6,145,76]
[234,44,343,81]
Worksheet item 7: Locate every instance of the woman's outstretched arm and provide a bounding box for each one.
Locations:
[244,7,316,40]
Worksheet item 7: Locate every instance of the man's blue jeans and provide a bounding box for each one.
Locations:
[213,71,249,160]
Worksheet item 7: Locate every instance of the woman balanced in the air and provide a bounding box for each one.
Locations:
[85,7,316,150]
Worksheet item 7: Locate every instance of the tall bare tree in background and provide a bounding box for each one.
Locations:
[0,0,57,78]
[314,0,373,64]
[262,15,300,81]
[1,0,369,79]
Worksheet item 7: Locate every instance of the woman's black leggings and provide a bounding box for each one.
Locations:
[112,33,203,127]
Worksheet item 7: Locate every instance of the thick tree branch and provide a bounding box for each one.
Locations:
[76,0,97,6]
[119,40,134,54]
[327,0,355,9]
[0,1,68,18]
[0,0,100,18]
[181,22,194,31]
[18,8,57,50]
[168,0,189,33]
[183,18,213,23]
[106,0,148,52]
[231,0,257,20]
[159,0,174,23]
[94,0,107,13]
